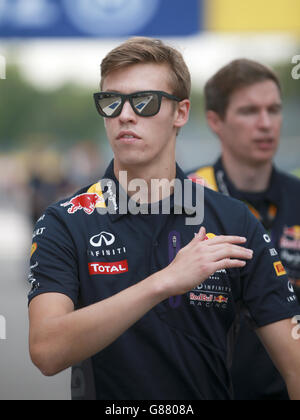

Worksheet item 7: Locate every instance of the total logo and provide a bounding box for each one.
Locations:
[89,260,128,275]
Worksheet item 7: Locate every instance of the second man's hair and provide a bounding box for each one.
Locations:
[204,59,281,118]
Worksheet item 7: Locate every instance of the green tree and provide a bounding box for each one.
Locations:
[0,65,106,149]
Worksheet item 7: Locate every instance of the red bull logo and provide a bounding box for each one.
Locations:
[214,295,228,304]
[204,233,216,241]
[189,293,213,302]
[61,193,105,215]
[30,243,37,258]
[284,226,300,241]
[280,226,300,251]
[188,175,206,187]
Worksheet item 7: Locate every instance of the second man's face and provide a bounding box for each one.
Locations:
[212,80,282,166]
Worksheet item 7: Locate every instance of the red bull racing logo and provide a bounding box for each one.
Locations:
[213,295,229,304]
[280,226,300,251]
[61,193,105,215]
[189,292,229,309]
[280,226,300,286]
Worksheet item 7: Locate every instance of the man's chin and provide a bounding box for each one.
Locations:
[244,150,277,167]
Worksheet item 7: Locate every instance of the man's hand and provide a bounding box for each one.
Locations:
[161,227,253,297]
[29,226,253,376]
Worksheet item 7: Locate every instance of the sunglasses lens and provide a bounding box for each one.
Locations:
[97,95,123,117]
[132,93,159,116]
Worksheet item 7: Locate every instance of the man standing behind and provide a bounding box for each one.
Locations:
[188,59,300,400]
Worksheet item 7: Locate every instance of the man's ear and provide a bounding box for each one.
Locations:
[174,99,190,130]
[206,110,223,136]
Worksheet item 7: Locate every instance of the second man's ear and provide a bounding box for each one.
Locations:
[206,110,224,136]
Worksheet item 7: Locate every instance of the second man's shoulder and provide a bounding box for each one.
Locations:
[277,169,300,193]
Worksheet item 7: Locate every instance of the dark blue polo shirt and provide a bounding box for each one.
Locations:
[28,160,300,400]
[188,158,300,400]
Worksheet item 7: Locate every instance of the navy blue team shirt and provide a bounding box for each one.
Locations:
[188,158,300,400]
[28,160,300,400]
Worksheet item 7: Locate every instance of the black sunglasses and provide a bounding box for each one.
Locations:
[93,90,182,118]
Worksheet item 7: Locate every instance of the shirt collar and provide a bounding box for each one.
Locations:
[214,157,282,206]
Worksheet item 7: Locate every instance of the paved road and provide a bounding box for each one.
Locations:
[0,209,71,400]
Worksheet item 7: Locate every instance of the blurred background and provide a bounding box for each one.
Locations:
[0,0,299,400]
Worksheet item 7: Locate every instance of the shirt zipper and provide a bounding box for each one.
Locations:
[168,231,182,308]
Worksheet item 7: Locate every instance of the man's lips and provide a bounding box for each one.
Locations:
[253,138,276,150]
[117,131,141,142]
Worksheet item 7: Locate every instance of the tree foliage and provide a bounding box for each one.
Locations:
[0,60,298,150]
[0,65,106,149]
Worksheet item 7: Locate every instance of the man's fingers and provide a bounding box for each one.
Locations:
[198,226,207,239]
[214,259,247,272]
[204,235,247,246]
[210,244,253,262]
[194,226,207,242]
[194,228,246,246]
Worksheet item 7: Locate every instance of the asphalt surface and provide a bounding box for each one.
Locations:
[0,208,71,400]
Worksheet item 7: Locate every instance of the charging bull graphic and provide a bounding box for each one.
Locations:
[280,226,300,290]
[61,193,105,215]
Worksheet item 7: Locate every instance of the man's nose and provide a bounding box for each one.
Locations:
[119,100,137,123]
[257,109,272,130]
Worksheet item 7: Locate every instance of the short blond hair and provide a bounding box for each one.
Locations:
[100,37,191,100]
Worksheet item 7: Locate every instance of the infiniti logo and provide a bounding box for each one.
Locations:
[90,232,115,247]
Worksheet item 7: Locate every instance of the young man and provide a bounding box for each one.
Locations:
[28,39,300,401]
[188,59,300,400]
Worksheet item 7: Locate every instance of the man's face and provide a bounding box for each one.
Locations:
[101,63,189,169]
[210,80,282,166]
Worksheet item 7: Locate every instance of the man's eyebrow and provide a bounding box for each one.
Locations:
[269,102,282,109]
[236,102,282,110]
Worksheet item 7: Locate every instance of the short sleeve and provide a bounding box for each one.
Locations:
[240,207,300,328]
[28,208,79,306]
